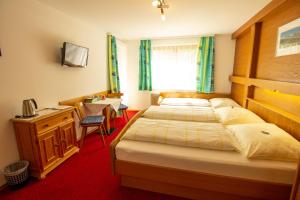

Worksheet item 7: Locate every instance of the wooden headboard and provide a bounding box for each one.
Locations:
[230,0,300,140]
[151,92,230,105]
[159,92,230,99]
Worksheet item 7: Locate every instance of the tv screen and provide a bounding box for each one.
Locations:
[61,42,89,68]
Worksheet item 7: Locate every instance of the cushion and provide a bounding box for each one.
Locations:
[210,98,241,108]
[81,115,105,125]
[227,123,300,162]
[160,98,210,107]
[119,104,128,110]
[215,107,265,125]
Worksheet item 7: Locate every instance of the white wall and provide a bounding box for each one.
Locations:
[126,41,152,110]
[0,0,108,186]
[125,35,236,110]
[214,35,236,93]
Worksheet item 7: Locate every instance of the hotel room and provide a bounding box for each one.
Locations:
[0,0,300,199]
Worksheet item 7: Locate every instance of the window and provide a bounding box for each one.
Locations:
[152,44,198,91]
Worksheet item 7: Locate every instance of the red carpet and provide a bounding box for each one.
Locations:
[0,111,187,200]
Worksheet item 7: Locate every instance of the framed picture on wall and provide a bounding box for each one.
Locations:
[276,18,300,57]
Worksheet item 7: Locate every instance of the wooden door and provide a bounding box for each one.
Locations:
[38,128,61,170]
[59,122,76,156]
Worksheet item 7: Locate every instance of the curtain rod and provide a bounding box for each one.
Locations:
[141,34,215,41]
[113,34,216,41]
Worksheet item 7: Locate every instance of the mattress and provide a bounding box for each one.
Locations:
[142,105,218,122]
[116,140,297,184]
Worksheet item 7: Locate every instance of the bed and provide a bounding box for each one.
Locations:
[142,105,219,122]
[110,103,300,200]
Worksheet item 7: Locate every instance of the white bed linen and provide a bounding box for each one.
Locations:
[142,105,218,122]
[123,118,237,151]
[116,140,297,184]
[160,98,211,107]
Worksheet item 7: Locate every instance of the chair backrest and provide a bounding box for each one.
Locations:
[74,102,86,121]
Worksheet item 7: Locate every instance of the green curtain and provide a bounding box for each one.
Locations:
[139,40,152,91]
[107,35,120,93]
[196,36,215,93]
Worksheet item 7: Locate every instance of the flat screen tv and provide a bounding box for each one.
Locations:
[61,42,89,68]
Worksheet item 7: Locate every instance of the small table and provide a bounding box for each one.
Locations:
[84,98,122,134]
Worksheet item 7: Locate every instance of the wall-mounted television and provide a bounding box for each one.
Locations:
[61,42,89,68]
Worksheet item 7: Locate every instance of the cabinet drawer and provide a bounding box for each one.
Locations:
[36,112,73,134]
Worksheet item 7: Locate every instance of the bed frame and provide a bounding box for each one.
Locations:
[110,110,293,200]
[151,92,230,105]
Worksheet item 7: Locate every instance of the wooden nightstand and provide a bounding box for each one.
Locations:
[11,106,79,179]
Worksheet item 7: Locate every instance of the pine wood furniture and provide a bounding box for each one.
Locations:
[11,107,79,179]
[151,92,230,105]
[74,102,106,147]
[59,91,123,134]
[110,110,293,200]
[112,104,129,125]
[110,111,292,200]
[290,160,300,200]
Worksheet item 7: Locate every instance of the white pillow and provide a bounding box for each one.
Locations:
[227,123,300,162]
[210,98,241,108]
[160,98,210,107]
[215,107,265,125]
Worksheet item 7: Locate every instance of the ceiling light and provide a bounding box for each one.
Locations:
[161,14,166,21]
[160,8,166,21]
[152,0,159,7]
[152,0,169,21]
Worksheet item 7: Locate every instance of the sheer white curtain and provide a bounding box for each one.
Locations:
[152,45,198,91]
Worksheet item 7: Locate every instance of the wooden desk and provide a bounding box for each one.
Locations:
[84,98,122,134]
[59,91,123,135]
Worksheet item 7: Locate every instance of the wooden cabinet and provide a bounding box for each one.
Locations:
[12,107,79,179]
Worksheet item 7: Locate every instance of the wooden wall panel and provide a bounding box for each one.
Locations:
[256,0,300,83]
[248,100,300,141]
[230,83,245,105]
[254,88,300,117]
[230,0,300,142]
[233,30,252,77]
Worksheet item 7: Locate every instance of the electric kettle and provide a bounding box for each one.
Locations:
[22,99,38,117]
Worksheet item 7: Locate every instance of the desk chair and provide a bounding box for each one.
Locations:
[75,102,106,148]
[111,103,129,128]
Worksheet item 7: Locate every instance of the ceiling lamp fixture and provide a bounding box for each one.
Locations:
[152,0,169,21]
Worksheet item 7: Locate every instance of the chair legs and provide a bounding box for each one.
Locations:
[111,110,116,128]
[80,124,106,148]
[123,110,129,122]
[80,127,87,148]
[99,124,106,146]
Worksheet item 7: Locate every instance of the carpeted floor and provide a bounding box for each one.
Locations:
[0,111,187,200]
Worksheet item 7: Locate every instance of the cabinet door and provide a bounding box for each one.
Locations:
[38,128,61,170]
[59,122,77,156]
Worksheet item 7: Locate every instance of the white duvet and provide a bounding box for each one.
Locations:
[122,118,237,151]
[142,105,218,122]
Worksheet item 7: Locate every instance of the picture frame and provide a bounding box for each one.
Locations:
[276,18,300,57]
